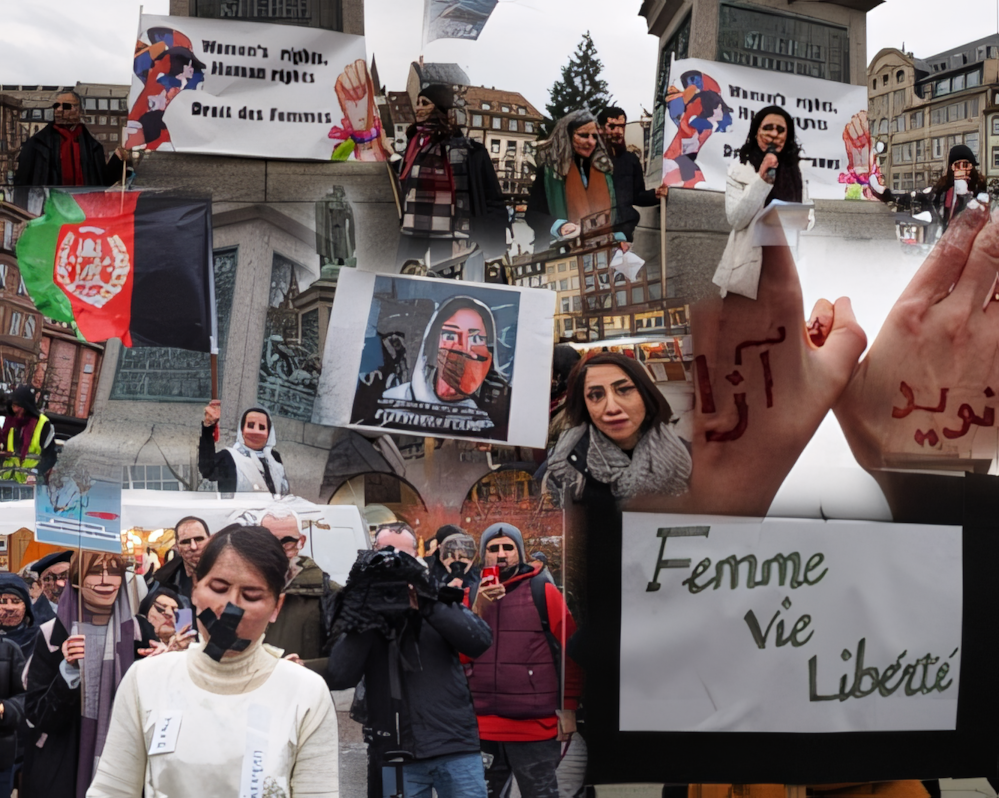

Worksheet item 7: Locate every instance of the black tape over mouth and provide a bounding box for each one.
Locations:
[198,602,252,662]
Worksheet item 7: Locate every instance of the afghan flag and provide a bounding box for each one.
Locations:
[15,190,215,351]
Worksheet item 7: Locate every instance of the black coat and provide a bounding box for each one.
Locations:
[22,618,77,798]
[13,123,124,187]
[327,598,492,761]
[0,639,26,771]
[197,424,284,493]
[609,148,658,242]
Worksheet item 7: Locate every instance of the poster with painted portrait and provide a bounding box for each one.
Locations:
[313,269,554,447]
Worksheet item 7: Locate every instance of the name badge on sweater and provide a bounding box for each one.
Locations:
[148,712,183,755]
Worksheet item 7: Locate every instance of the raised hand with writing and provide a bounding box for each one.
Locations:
[636,238,866,517]
[834,202,999,470]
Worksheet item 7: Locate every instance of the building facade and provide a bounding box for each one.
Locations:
[869,37,999,193]
[170,0,364,34]
[462,87,542,201]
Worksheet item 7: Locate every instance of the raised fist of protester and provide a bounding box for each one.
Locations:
[203,399,221,428]
[334,59,391,161]
[654,239,866,517]
[835,201,999,471]
[843,110,871,182]
[62,634,86,667]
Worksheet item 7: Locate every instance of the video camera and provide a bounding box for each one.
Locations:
[363,547,418,617]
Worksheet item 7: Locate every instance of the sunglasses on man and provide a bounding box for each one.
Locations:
[761,123,786,134]
[486,543,516,553]
[52,102,79,110]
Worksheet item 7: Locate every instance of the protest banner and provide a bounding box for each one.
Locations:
[621,514,961,733]
[660,56,871,199]
[573,473,999,784]
[424,0,498,43]
[312,268,555,447]
[34,475,123,554]
[126,15,390,161]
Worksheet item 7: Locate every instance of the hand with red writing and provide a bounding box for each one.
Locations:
[334,59,392,162]
[636,237,866,516]
[834,202,999,470]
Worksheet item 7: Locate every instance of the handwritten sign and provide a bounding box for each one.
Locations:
[620,513,962,733]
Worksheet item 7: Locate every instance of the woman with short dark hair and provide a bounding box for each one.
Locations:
[87,525,338,797]
[545,352,692,503]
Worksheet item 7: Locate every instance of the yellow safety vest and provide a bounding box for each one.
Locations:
[1,413,49,483]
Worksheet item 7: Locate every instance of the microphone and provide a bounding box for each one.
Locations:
[765,144,777,181]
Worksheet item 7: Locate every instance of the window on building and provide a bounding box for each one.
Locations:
[525,121,534,134]
[99,116,107,125]
[915,140,925,161]
[561,298,570,313]
[911,110,924,129]
[993,147,999,169]
[992,116,999,135]
[596,250,608,269]
[935,78,950,96]
[508,119,517,132]
[893,89,905,107]
[22,315,35,339]
[892,175,900,191]
[597,273,609,289]
[648,282,662,301]
[931,108,944,125]
[892,144,902,162]
[614,289,627,307]
[932,138,943,159]
[30,109,41,120]
[490,139,500,154]
[492,117,502,129]
[968,69,982,88]
[872,79,877,91]
[915,171,926,186]
[0,263,6,288]
[895,115,905,133]
[879,118,889,135]
[471,114,483,127]
[572,296,581,311]
[97,98,108,110]
[970,97,980,116]
[559,279,568,290]
[583,254,593,273]
[570,275,579,290]
[883,74,889,86]
[952,74,965,92]
[584,275,594,291]
[501,105,509,113]
[564,318,574,332]
[481,102,491,110]
[557,262,566,272]
[84,98,97,110]
[896,70,905,83]
[17,276,26,296]
[8,312,21,336]
[966,131,980,157]
[947,134,960,150]
[631,285,645,303]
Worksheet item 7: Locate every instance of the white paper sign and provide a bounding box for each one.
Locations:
[127,15,376,160]
[148,711,183,756]
[312,268,555,448]
[620,513,962,733]
[660,57,869,199]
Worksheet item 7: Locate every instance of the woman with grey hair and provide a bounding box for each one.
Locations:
[526,109,616,251]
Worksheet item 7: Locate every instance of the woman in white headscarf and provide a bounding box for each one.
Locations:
[198,401,290,495]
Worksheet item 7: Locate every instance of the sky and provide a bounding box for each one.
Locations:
[1,0,998,120]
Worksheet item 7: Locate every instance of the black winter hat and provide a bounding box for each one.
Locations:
[6,385,39,418]
[418,84,454,112]
[34,550,72,576]
[948,144,978,168]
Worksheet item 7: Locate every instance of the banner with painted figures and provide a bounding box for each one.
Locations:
[312,268,555,447]
[424,0,499,43]
[127,14,393,161]
[660,56,873,199]
[619,513,962,734]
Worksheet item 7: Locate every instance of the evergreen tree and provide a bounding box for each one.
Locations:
[542,32,614,138]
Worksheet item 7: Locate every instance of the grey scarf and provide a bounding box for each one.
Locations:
[547,422,692,501]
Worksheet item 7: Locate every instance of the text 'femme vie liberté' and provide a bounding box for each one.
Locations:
[643,526,956,702]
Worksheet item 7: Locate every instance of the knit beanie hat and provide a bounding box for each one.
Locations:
[479,522,526,563]
[948,144,977,168]
[419,84,454,112]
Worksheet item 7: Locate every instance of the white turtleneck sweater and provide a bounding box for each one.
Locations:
[86,637,338,798]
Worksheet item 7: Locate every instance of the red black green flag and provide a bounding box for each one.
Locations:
[15,190,215,351]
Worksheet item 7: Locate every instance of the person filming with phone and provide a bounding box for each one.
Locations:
[467,523,582,798]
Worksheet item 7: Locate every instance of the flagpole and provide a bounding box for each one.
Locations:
[660,193,668,297]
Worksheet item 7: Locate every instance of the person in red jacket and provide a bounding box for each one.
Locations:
[467,523,583,798]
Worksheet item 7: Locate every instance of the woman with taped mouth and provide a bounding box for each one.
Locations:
[380,295,511,438]
[86,525,338,798]
[544,352,692,505]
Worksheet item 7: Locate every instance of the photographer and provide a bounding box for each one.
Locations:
[326,525,492,798]
[437,531,480,593]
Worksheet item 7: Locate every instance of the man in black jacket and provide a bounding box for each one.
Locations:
[327,525,492,798]
[13,90,128,187]
[598,106,666,243]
